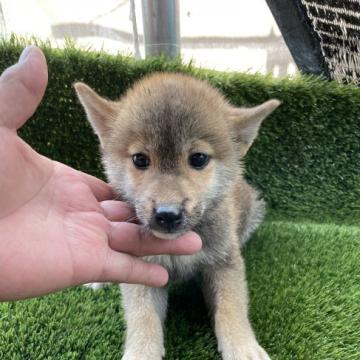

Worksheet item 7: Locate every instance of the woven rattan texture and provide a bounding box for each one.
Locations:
[302,0,360,83]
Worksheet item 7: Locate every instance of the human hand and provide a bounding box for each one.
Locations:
[0,46,202,301]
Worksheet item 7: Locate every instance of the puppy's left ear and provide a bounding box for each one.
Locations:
[231,99,281,156]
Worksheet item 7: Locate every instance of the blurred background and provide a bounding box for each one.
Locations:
[0,0,297,76]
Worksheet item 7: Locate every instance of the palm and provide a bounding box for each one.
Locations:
[41,162,110,283]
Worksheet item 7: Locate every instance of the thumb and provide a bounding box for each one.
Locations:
[0,45,48,130]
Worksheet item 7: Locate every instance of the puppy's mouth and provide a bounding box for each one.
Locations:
[150,229,185,240]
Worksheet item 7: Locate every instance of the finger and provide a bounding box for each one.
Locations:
[0,46,48,130]
[99,250,169,287]
[79,170,114,201]
[109,222,202,256]
[100,200,136,222]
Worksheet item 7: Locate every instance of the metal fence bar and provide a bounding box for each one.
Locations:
[0,2,7,37]
[141,0,180,58]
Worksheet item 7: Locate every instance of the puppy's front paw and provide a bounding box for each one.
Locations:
[220,340,271,360]
[121,348,163,360]
[83,282,109,290]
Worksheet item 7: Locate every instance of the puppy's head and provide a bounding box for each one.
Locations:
[75,73,280,239]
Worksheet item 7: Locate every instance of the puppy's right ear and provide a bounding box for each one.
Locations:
[74,82,118,145]
[230,99,281,157]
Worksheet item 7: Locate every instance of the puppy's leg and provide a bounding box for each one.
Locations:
[202,253,270,360]
[84,282,110,290]
[120,284,167,360]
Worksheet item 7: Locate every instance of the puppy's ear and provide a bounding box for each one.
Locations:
[231,99,281,156]
[74,82,118,145]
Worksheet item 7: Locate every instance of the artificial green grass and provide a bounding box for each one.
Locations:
[0,38,359,359]
[1,220,359,360]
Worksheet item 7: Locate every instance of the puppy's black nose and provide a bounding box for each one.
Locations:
[154,205,183,232]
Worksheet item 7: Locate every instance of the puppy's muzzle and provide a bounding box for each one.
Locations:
[151,204,184,233]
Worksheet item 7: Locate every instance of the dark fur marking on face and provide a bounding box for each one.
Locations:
[142,101,190,172]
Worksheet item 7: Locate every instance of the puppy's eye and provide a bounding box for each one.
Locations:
[189,153,210,170]
[132,153,150,169]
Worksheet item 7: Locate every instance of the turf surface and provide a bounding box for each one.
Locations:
[1,220,359,360]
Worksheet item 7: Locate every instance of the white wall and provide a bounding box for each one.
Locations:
[0,0,296,75]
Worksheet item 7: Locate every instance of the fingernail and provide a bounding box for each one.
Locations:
[19,46,34,63]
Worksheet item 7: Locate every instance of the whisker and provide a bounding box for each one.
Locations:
[123,215,139,223]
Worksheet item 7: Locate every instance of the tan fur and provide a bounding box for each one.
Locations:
[75,72,280,360]
[120,285,166,359]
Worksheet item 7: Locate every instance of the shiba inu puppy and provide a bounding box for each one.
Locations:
[75,73,280,360]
